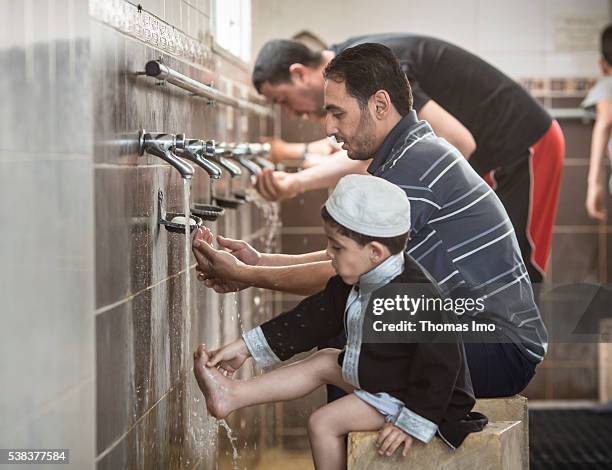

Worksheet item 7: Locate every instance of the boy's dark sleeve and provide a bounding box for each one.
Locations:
[391,340,466,443]
[242,275,351,368]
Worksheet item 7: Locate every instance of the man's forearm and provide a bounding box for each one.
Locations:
[234,261,335,296]
[295,151,370,193]
[259,250,329,267]
[282,142,309,160]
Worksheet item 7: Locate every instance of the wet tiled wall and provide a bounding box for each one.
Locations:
[0,0,95,468]
[89,1,278,469]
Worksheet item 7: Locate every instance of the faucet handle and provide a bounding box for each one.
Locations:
[138,129,193,179]
[248,142,271,155]
[175,133,186,150]
[215,142,235,156]
[183,138,203,153]
[186,138,216,159]
[138,130,176,154]
[231,143,251,157]
[203,140,215,157]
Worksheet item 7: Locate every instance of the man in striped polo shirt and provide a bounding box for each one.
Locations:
[193,43,546,398]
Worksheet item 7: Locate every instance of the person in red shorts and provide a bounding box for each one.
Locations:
[483,119,565,283]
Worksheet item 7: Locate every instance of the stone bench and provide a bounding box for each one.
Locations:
[599,319,612,403]
[473,395,529,469]
[348,421,521,470]
[348,395,528,470]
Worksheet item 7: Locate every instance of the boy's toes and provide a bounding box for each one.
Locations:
[194,344,208,360]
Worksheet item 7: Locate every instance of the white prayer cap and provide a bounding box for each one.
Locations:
[324,175,411,237]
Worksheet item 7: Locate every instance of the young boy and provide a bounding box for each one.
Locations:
[583,24,612,221]
[192,175,486,469]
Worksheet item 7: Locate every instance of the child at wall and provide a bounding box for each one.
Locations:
[192,174,486,470]
[583,24,612,221]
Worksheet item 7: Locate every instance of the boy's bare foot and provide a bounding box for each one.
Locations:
[193,344,235,419]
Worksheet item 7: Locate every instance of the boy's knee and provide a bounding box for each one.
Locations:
[313,348,340,367]
[308,407,330,437]
[314,348,340,358]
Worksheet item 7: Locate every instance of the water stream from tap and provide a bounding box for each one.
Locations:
[219,419,241,470]
[246,189,280,252]
[183,178,192,357]
[183,178,195,464]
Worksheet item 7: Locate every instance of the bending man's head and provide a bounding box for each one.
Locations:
[323,43,413,160]
[252,39,328,118]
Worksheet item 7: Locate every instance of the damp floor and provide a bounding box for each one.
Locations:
[530,408,612,470]
[220,407,612,470]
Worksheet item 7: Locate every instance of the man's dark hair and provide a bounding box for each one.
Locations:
[252,39,323,93]
[602,25,612,65]
[320,205,409,255]
[323,43,413,116]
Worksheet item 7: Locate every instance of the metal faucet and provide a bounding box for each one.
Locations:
[248,142,276,170]
[247,143,271,154]
[138,130,194,179]
[228,143,262,176]
[211,143,242,178]
[174,136,222,179]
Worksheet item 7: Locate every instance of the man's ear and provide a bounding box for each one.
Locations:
[372,90,392,119]
[289,63,308,82]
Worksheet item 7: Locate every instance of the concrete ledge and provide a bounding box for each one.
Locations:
[473,395,528,469]
[347,421,522,470]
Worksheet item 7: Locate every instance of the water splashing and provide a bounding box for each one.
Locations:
[218,419,240,470]
[183,178,192,363]
[246,188,280,253]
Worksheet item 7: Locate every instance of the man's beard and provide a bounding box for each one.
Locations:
[346,109,376,161]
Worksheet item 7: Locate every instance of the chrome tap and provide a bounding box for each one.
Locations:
[138,130,194,179]
[211,143,242,178]
[248,142,276,170]
[175,136,222,179]
[229,143,262,176]
[247,143,271,154]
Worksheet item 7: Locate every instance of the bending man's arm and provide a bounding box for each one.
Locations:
[255,151,370,201]
[262,137,340,162]
[418,99,477,159]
